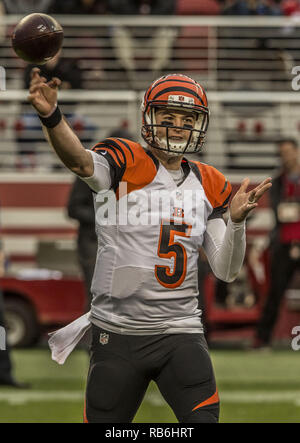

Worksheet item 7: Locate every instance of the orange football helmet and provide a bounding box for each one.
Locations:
[141,74,209,156]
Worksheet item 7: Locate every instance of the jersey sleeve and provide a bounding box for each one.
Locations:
[197,163,232,220]
[91,138,157,195]
[78,149,112,193]
[203,216,246,282]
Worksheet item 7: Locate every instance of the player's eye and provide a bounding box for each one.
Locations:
[161,120,173,127]
[183,123,194,129]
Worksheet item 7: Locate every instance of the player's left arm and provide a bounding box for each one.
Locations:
[203,177,272,282]
[203,216,245,283]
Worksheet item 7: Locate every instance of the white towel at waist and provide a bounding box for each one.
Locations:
[48,312,91,365]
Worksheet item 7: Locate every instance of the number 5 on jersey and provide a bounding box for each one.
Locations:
[155,220,192,289]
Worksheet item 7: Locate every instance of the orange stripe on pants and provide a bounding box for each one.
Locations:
[192,390,219,412]
[83,399,88,423]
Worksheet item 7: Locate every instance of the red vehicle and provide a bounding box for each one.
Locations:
[1,271,259,348]
[0,276,86,347]
[1,258,299,347]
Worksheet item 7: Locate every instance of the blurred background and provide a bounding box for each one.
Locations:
[0,0,300,423]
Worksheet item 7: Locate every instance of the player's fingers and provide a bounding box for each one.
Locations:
[245,178,272,204]
[27,92,39,104]
[245,203,258,215]
[27,93,47,111]
[252,177,272,193]
[30,68,44,86]
[30,76,47,87]
[253,182,272,201]
[238,177,250,194]
[247,181,272,204]
[246,201,258,208]
[29,82,45,94]
[30,67,41,79]
[47,77,61,89]
[28,86,42,98]
[30,81,54,94]
[247,189,256,203]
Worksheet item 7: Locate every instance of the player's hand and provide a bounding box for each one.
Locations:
[230,177,272,223]
[27,67,61,117]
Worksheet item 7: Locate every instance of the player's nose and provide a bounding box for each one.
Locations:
[173,117,184,131]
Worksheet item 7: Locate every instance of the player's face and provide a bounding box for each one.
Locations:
[155,108,197,144]
[279,142,299,170]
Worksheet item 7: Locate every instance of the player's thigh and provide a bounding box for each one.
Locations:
[155,334,219,423]
[85,328,149,423]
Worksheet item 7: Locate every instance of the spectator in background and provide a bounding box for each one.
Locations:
[253,139,300,349]
[221,0,282,15]
[50,0,107,14]
[176,0,221,15]
[23,50,82,91]
[0,2,6,42]
[107,0,177,85]
[67,178,97,311]
[1,0,53,42]
[107,0,175,15]
[281,0,300,15]
[107,120,133,140]
[0,238,29,388]
[2,0,52,13]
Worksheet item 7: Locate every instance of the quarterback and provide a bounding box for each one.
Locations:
[28,70,271,423]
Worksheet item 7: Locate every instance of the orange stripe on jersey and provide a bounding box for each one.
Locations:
[93,145,122,168]
[192,390,220,412]
[92,138,133,169]
[106,138,135,165]
[192,161,232,209]
[91,138,158,196]
[115,141,158,198]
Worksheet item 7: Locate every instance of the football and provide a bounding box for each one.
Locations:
[11,13,64,64]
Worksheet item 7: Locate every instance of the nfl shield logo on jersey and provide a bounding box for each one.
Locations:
[176,190,182,200]
[99,332,109,345]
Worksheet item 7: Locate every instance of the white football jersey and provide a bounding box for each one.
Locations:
[82,138,232,335]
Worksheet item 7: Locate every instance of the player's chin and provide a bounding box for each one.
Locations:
[153,146,183,160]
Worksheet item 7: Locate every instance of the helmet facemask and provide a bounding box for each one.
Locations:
[142,100,209,157]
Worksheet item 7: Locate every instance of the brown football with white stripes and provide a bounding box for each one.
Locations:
[11,13,63,64]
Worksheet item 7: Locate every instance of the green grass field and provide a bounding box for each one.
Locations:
[0,348,300,423]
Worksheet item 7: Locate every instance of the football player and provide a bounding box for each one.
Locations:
[28,70,271,423]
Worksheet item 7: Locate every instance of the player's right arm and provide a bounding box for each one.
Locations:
[27,68,94,177]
